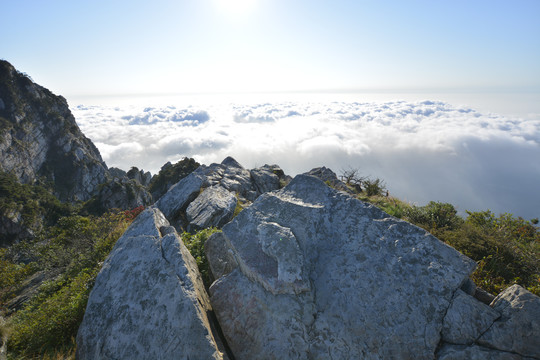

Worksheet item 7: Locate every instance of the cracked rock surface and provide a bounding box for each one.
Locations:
[206,174,477,359]
[76,208,226,360]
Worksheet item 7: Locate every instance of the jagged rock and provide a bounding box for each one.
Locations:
[149,158,200,201]
[186,185,237,231]
[156,157,287,231]
[76,208,226,360]
[126,166,152,186]
[0,60,108,202]
[108,167,127,179]
[206,174,476,359]
[304,166,352,193]
[441,289,500,345]
[221,156,244,168]
[477,285,540,358]
[90,177,153,212]
[156,170,207,223]
[250,165,280,194]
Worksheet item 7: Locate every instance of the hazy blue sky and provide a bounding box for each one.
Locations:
[2,0,539,96]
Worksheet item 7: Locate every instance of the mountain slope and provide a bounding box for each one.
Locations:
[0,60,107,202]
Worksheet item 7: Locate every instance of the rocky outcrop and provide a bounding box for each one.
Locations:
[0,60,108,202]
[148,158,200,201]
[76,207,226,360]
[90,177,152,212]
[0,209,36,247]
[304,166,352,193]
[156,157,289,231]
[205,174,540,359]
[126,166,152,186]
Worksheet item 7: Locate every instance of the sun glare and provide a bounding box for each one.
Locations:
[215,0,258,18]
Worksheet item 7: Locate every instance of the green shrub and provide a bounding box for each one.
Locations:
[0,249,37,307]
[362,178,386,197]
[437,211,539,296]
[4,209,135,358]
[181,228,221,287]
[8,268,96,356]
[404,201,463,231]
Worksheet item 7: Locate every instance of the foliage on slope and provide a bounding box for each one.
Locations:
[0,171,74,245]
[1,207,144,359]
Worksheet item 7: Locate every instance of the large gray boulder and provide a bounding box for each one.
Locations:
[76,208,226,360]
[206,174,477,359]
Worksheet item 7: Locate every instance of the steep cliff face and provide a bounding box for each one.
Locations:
[0,60,107,201]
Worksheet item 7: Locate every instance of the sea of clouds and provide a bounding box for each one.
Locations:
[72,99,540,219]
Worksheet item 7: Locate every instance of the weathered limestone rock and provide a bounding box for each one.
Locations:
[76,208,225,360]
[304,166,352,193]
[186,185,237,231]
[250,165,281,194]
[206,174,477,359]
[155,170,207,220]
[156,157,287,231]
[441,289,500,345]
[478,285,540,358]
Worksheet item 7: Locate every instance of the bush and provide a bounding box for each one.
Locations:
[0,249,36,307]
[437,210,539,295]
[404,201,463,231]
[181,228,221,287]
[7,268,96,356]
[362,178,386,197]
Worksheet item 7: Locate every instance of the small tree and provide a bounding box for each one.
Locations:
[363,178,387,197]
[340,167,364,186]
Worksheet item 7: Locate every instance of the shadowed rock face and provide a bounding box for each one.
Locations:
[0,60,107,202]
[76,208,226,360]
[206,174,478,359]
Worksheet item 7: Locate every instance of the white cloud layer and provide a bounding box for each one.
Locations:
[72,100,540,220]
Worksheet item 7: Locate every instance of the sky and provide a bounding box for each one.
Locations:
[1,1,540,219]
[1,0,540,96]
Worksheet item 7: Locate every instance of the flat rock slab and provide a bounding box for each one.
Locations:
[76,208,225,360]
[206,174,476,359]
[186,185,237,231]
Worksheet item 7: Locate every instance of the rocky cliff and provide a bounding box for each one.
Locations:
[78,160,540,359]
[0,61,153,245]
[0,60,108,202]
